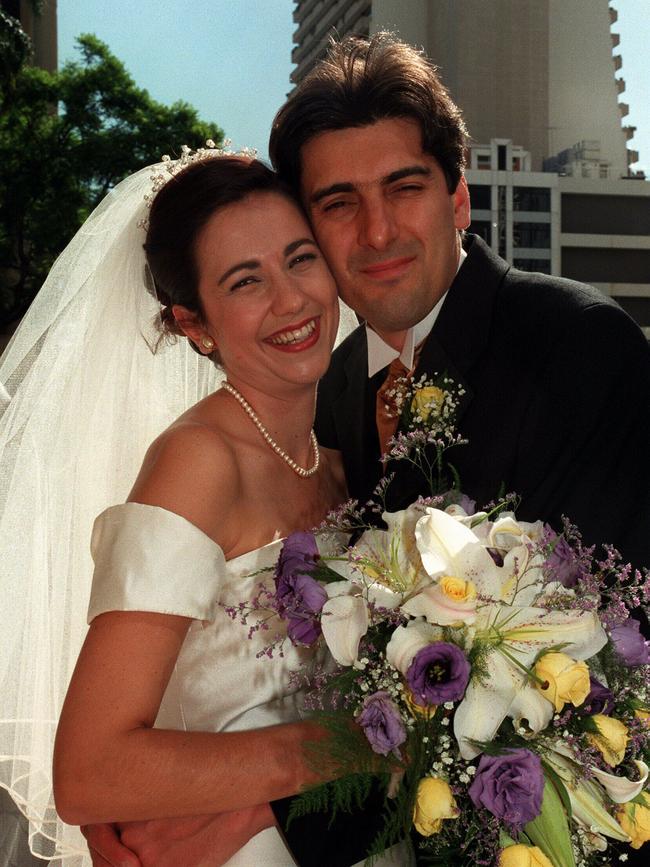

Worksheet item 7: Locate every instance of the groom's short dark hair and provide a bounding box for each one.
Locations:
[269,32,468,195]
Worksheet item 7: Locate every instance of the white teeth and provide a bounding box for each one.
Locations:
[269,319,317,345]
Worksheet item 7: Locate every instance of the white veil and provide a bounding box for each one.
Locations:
[0,159,358,863]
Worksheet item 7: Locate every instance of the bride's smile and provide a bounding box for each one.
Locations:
[188,190,340,394]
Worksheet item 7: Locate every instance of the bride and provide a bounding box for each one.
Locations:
[51,151,347,863]
[0,149,405,865]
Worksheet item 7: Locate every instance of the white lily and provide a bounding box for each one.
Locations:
[321,592,369,667]
[411,509,607,759]
[590,760,649,803]
[414,508,504,599]
[335,505,428,605]
[453,604,606,758]
[509,682,554,734]
[489,513,545,550]
[545,747,630,842]
[401,575,478,625]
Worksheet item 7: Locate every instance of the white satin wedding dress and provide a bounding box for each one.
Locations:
[89,503,409,866]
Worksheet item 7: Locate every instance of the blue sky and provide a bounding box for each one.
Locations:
[58,0,650,174]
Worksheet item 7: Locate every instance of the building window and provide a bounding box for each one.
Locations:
[512,157,522,172]
[513,259,552,275]
[497,186,507,258]
[498,145,507,171]
[477,154,491,170]
[468,185,491,210]
[513,187,550,212]
[469,221,491,245]
[513,222,551,249]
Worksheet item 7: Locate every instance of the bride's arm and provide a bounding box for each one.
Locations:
[53,423,330,827]
[53,606,327,826]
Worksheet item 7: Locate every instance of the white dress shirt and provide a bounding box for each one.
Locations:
[366,247,467,377]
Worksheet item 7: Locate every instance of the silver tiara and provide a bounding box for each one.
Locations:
[138,139,258,229]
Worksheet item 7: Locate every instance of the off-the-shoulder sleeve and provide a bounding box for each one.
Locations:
[88,502,227,623]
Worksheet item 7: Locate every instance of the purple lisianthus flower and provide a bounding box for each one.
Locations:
[442,490,476,515]
[579,676,615,716]
[545,530,581,588]
[610,618,650,667]
[406,641,470,705]
[275,531,319,583]
[468,749,544,830]
[457,494,477,515]
[356,691,407,757]
[275,532,327,646]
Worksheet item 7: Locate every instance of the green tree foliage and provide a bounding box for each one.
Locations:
[0,9,31,98]
[0,30,224,324]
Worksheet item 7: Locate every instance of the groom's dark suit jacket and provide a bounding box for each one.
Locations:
[273,234,650,866]
[317,233,650,567]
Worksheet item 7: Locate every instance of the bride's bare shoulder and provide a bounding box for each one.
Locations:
[128,405,241,542]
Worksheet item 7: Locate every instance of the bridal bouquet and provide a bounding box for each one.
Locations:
[229,377,650,866]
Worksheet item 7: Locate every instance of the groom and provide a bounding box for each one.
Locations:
[270,32,650,570]
[266,31,650,867]
[85,31,650,867]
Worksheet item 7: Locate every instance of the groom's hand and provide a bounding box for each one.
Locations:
[115,805,277,867]
[81,823,141,867]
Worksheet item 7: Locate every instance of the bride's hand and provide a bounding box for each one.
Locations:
[116,804,277,867]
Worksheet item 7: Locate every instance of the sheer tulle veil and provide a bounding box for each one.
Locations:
[0,159,358,862]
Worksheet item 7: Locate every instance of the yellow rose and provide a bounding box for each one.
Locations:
[635,708,650,725]
[412,777,459,836]
[499,844,554,867]
[533,652,590,712]
[439,575,477,604]
[404,689,436,719]
[587,713,629,767]
[411,386,444,423]
[616,793,650,849]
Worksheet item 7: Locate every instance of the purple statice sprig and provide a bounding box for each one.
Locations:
[314,497,372,534]
[592,543,649,629]
[220,579,289,659]
[366,472,396,516]
[537,518,650,627]
[384,429,468,499]
[478,491,521,516]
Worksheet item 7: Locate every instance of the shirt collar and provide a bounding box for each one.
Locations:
[366,246,467,378]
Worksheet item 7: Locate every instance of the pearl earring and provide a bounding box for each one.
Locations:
[201,336,214,351]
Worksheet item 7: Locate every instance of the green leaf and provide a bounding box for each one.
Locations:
[524,777,576,867]
[541,761,573,821]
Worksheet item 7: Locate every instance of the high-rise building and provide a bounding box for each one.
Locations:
[291,1,371,85]
[466,138,650,331]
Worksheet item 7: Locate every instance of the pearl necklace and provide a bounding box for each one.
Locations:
[221,381,320,478]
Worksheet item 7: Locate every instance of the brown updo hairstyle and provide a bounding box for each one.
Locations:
[144,156,296,359]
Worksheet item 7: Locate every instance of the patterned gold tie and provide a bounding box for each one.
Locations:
[375,356,410,458]
[375,342,426,459]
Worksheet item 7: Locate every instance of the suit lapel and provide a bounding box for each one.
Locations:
[328,235,510,502]
[385,237,509,506]
[330,330,384,496]
[409,235,510,429]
